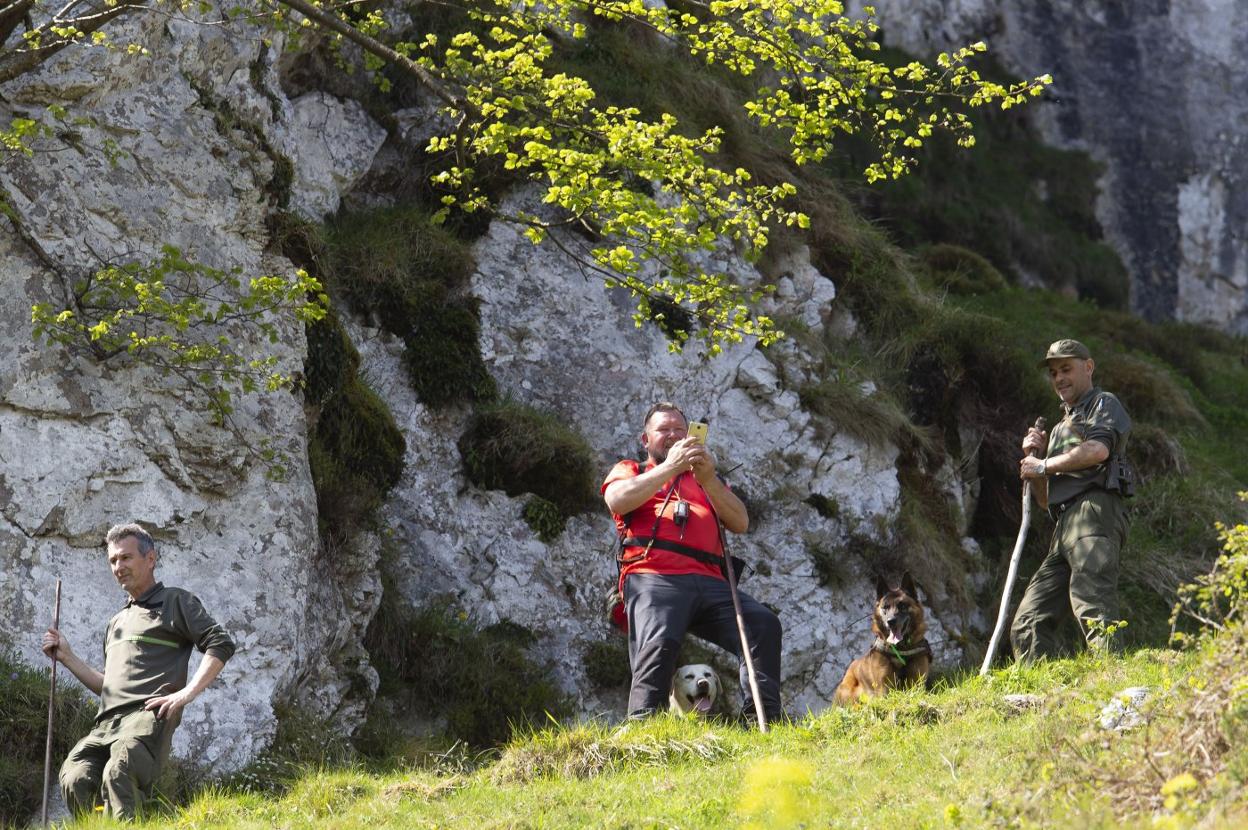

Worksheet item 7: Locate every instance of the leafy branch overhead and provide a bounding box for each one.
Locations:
[5,0,1049,353]
[291,0,1049,352]
[31,246,328,421]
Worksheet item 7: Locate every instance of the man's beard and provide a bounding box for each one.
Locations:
[648,444,670,464]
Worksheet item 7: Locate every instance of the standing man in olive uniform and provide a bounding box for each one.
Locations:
[41,523,235,820]
[1012,339,1133,660]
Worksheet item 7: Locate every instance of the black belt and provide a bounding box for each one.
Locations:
[619,536,722,567]
[1050,488,1109,519]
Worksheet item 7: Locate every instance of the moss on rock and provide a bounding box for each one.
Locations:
[522,496,568,543]
[582,638,631,689]
[304,310,406,532]
[458,400,598,516]
[325,205,496,408]
[365,598,571,747]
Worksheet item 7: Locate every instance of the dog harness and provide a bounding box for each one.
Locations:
[871,637,932,667]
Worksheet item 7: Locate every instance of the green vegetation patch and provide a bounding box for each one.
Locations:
[581,638,631,689]
[304,309,406,534]
[920,243,1008,296]
[798,370,930,453]
[139,645,1243,829]
[831,62,1129,310]
[458,399,599,517]
[365,598,571,748]
[325,205,496,408]
[522,496,568,544]
[0,649,97,825]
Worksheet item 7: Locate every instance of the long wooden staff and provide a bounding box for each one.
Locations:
[41,578,62,828]
[980,418,1046,676]
[716,521,767,732]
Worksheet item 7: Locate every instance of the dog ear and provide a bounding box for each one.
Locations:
[875,574,891,599]
[901,571,918,598]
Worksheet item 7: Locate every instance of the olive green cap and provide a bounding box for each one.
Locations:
[1039,338,1092,367]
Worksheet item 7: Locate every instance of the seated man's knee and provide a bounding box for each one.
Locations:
[102,738,158,809]
[746,605,782,644]
[59,757,101,815]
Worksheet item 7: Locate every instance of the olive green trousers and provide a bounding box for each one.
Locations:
[60,707,174,820]
[1010,488,1129,661]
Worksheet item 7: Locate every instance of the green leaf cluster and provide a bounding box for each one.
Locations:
[30,245,328,422]
[1171,492,1248,645]
[313,0,1051,354]
[7,0,1050,357]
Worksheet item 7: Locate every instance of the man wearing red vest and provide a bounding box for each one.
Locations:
[602,402,783,721]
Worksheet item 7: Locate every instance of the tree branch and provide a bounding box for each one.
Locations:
[0,0,36,48]
[0,1,142,83]
[272,0,464,111]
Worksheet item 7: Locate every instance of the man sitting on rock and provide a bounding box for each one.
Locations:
[42,522,235,820]
[603,402,783,722]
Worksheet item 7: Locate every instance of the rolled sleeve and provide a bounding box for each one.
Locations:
[173,593,236,664]
[1084,394,1131,452]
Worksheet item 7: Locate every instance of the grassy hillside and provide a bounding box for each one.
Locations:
[49,636,1245,829]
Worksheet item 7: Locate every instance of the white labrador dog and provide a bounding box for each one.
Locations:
[669,664,721,716]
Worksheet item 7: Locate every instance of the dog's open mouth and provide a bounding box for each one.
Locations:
[886,622,906,645]
[686,693,713,714]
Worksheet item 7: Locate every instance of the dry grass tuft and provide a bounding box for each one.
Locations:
[381,775,467,803]
[490,723,729,785]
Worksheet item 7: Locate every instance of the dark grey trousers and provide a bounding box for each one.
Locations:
[624,572,783,719]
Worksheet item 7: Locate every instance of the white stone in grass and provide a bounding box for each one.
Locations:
[1001,693,1043,714]
[1098,686,1151,731]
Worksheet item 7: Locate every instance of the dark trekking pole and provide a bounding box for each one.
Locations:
[980,418,1046,675]
[42,578,63,827]
[718,522,768,733]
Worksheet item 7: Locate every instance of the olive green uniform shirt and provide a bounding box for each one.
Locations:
[98,582,235,723]
[1046,386,1131,507]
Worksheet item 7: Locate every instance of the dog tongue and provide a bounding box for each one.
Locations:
[887,630,903,645]
[694,697,713,714]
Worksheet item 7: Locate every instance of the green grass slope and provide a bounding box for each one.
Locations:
[71,641,1246,829]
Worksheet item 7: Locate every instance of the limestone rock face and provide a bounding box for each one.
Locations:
[848,0,1248,331]
[356,189,973,717]
[0,13,384,771]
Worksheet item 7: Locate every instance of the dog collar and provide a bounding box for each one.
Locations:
[871,638,931,666]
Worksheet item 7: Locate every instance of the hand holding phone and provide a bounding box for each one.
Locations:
[687,420,709,444]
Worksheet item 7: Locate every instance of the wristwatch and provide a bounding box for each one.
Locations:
[1040,459,1048,476]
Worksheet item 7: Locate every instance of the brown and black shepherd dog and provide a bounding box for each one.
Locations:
[833,572,932,705]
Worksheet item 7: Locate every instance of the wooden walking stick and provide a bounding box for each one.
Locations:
[717,522,768,733]
[980,418,1046,676]
[41,578,62,828]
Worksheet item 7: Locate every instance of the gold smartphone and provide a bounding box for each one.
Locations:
[687,420,709,443]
